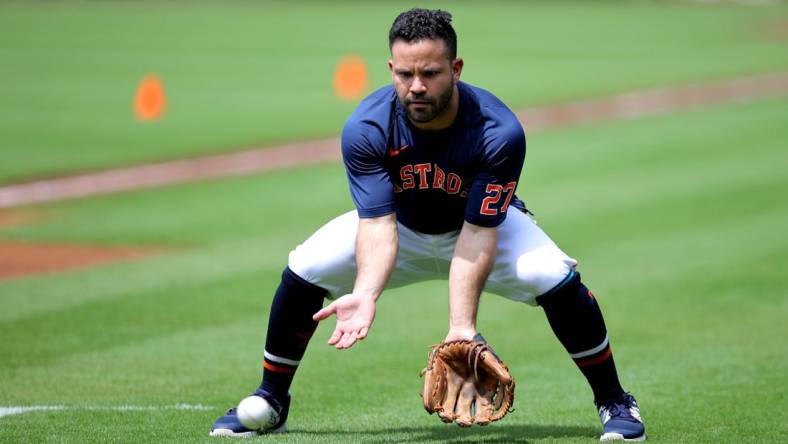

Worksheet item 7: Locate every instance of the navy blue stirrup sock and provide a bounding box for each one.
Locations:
[536,271,624,403]
[259,267,327,400]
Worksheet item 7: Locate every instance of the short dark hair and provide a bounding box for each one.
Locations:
[388,8,457,60]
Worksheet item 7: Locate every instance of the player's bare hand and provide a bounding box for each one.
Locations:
[313,293,376,350]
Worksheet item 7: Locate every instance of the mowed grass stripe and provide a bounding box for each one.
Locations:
[525,98,787,200]
[0,235,303,323]
[0,270,272,368]
[0,165,350,245]
[0,320,271,404]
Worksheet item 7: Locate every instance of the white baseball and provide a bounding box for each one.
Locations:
[236,395,279,430]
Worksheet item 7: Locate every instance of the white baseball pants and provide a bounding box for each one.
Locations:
[288,208,577,306]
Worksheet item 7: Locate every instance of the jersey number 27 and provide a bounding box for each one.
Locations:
[480,181,517,216]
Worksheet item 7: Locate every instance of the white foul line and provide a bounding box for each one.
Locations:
[0,404,213,419]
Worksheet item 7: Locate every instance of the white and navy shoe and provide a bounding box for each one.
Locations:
[596,392,646,442]
[209,390,290,437]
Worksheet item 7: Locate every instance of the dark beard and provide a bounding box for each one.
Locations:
[403,84,454,124]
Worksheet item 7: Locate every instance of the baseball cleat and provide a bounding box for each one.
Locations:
[596,392,646,442]
[209,390,290,437]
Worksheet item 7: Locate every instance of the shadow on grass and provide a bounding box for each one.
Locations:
[287,423,597,443]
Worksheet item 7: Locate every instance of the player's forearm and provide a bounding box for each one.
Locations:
[353,213,399,301]
[448,222,497,336]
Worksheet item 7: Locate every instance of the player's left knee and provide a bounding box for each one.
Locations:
[515,247,576,296]
[535,269,583,306]
[535,270,603,320]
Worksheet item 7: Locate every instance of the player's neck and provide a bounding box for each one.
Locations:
[410,85,460,132]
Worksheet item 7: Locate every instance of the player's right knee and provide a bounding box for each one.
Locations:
[288,239,356,283]
[286,247,322,284]
[280,267,329,300]
[287,255,328,288]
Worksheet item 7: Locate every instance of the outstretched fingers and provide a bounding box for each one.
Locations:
[311,293,375,350]
[326,328,361,349]
[327,327,343,346]
[324,323,364,349]
[336,330,359,349]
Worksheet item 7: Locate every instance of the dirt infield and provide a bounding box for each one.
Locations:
[1,71,786,280]
[0,241,160,280]
[0,209,160,280]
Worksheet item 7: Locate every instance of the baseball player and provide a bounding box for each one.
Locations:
[211,8,646,442]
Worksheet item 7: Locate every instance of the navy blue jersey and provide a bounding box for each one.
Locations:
[341,81,526,234]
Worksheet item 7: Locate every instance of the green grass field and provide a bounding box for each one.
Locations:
[1,1,788,443]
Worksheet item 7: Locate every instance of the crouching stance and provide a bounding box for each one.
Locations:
[211,8,645,442]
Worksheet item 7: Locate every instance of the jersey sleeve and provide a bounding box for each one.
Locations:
[464,122,526,227]
[341,120,397,218]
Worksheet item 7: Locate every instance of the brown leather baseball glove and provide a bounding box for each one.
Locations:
[420,335,515,427]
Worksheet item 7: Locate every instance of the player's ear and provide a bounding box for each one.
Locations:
[451,58,464,84]
[388,59,396,82]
